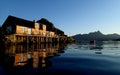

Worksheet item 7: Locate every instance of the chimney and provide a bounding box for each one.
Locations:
[33,20,36,22]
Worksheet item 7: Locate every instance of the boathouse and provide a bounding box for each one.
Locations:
[2,15,67,44]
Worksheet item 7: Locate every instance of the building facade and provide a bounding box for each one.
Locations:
[2,15,67,44]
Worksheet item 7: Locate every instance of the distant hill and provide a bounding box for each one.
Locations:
[72,31,120,43]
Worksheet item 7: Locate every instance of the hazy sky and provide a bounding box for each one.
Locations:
[0,0,120,35]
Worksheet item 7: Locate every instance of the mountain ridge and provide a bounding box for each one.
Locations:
[72,31,120,43]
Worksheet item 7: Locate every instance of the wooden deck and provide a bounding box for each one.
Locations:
[5,34,67,44]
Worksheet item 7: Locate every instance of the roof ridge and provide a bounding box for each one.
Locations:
[8,15,33,23]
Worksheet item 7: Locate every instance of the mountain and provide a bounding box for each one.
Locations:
[72,31,120,43]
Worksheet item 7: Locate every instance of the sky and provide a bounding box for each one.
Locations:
[0,0,120,36]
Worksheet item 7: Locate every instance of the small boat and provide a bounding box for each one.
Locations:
[95,51,102,54]
[90,46,103,50]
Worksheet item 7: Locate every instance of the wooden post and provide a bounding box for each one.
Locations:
[14,34,16,45]
[21,36,23,43]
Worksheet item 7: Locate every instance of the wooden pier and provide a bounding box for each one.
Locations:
[6,34,68,44]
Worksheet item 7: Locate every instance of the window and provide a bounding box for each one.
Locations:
[7,26,12,32]
[35,23,39,29]
[47,31,50,36]
[43,25,46,31]
[35,30,39,34]
[21,27,26,33]
[43,32,46,36]
[28,28,32,34]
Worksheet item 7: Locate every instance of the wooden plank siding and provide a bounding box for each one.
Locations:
[16,24,55,37]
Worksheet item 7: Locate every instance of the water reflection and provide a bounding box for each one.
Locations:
[77,41,120,50]
[1,41,120,75]
[72,41,120,55]
[2,43,66,74]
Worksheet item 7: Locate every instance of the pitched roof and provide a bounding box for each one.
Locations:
[2,15,34,28]
[37,18,55,31]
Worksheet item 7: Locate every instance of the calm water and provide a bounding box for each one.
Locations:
[1,41,120,75]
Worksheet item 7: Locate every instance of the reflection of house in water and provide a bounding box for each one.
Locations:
[14,53,28,66]
[4,43,66,68]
